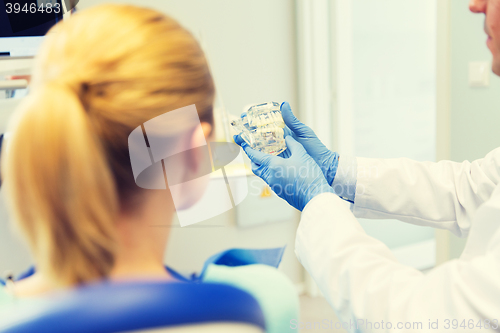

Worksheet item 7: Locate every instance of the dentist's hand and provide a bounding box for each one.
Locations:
[280,102,339,185]
[235,135,334,211]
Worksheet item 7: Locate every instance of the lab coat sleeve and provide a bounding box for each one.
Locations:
[295,192,500,333]
[351,148,500,237]
[331,155,357,203]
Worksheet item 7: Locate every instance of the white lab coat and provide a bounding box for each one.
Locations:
[295,148,500,332]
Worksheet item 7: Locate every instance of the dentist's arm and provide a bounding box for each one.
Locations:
[351,152,500,238]
[281,102,500,238]
[238,134,500,332]
[295,192,500,333]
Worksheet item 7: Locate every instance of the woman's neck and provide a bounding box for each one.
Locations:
[111,190,174,280]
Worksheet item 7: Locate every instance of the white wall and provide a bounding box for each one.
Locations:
[446,0,500,259]
[0,0,303,283]
[450,0,500,162]
[335,0,437,262]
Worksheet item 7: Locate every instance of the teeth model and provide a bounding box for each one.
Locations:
[231,102,287,156]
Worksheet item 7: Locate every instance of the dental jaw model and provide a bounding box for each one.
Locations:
[231,102,287,156]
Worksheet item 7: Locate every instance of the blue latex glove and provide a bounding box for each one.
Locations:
[279,102,339,186]
[235,135,334,211]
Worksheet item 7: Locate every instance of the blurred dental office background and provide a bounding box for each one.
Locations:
[0,0,499,330]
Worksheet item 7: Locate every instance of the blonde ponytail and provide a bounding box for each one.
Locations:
[3,83,118,286]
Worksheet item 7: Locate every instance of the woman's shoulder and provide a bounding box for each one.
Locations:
[203,264,299,333]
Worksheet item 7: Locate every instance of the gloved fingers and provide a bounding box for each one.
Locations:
[240,142,273,167]
[284,136,308,156]
[250,160,259,174]
[283,125,294,138]
[281,101,314,137]
[233,134,246,147]
[278,147,292,159]
[235,134,276,167]
[251,162,267,178]
[250,161,259,171]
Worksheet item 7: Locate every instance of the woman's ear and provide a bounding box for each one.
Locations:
[167,123,213,211]
[187,122,213,173]
[201,122,213,141]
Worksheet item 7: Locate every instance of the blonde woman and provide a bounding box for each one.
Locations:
[0,4,298,332]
